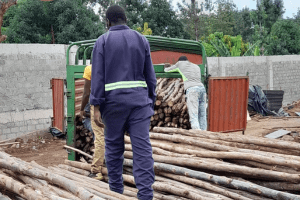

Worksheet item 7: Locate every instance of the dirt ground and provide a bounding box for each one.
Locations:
[4,100,300,168]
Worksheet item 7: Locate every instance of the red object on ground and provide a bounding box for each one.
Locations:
[51,78,65,133]
[208,76,249,133]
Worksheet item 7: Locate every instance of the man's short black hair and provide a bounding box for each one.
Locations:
[178,56,188,61]
[106,5,126,23]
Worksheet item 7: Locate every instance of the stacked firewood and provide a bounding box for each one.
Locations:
[151,78,191,130]
[74,115,94,161]
[3,126,300,199]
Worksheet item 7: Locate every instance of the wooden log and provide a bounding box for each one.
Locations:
[181,105,187,116]
[165,117,171,123]
[164,107,168,114]
[5,170,72,200]
[157,127,300,158]
[122,158,300,200]
[147,138,300,171]
[154,182,211,200]
[159,113,165,119]
[155,100,162,106]
[124,151,300,183]
[157,172,252,200]
[158,82,176,100]
[167,107,172,114]
[168,86,184,107]
[231,160,300,175]
[58,164,90,176]
[86,137,91,143]
[157,121,164,127]
[253,181,300,191]
[161,102,168,108]
[157,108,163,114]
[0,173,47,200]
[225,187,273,200]
[49,167,136,200]
[151,120,158,126]
[155,176,231,200]
[163,87,174,102]
[149,132,300,169]
[165,80,181,103]
[158,78,168,91]
[0,156,102,200]
[154,127,300,152]
[153,114,159,121]
[64,145,93,159]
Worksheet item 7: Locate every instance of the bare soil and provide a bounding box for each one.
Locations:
[5,138,68,168]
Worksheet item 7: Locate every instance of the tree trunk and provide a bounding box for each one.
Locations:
[0,173,47,200]
[153,127,300,152]
[157,172,251,200]
[0,156,101,200]
[122,159,300,200]
[147,138,300,170]
[124,151,300,183]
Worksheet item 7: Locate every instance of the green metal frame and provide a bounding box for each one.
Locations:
[66,36,208,161]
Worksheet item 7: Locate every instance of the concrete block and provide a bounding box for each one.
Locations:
[0,134,7,140]
[28,125,36,131]
[6,122,15,128]
[7,133,17,139]
[20,126,28,132]
[36,124,44,130]
[2,128,11,134]
[11,127,20,133]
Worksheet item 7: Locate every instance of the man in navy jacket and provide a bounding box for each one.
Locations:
[90,5,156,200]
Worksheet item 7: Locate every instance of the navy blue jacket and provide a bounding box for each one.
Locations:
[90,25,157,110]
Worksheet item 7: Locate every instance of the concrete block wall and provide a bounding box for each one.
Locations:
[207,55,300,105]
[0,44,72,140]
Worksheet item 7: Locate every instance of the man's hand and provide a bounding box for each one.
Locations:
[164,63,171,68]
[94,106,105,128]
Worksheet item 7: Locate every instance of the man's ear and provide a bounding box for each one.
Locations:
[106,19,110,29]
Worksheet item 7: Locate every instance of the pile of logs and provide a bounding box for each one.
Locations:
[74,115,95,161]
[3,127,300,199]
[74,78,191,159]
[151,78,191,130]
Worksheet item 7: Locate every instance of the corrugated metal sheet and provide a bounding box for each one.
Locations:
[74,78,85,116]
[208,76,249,133]
[151,51,203,65]
[51,78,65,133]
[263,90,284,112]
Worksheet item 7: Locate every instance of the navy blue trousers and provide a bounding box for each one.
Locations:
[101,95,155,200]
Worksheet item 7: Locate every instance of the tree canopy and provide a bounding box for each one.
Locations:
[4,0,105,44]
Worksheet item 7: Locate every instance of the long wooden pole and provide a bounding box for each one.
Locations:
[152,127,300,151]
[122,158,300,200]
[0,158,103,200]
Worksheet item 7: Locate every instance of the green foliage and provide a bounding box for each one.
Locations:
[212,0,236,36]
[119,0,148,29]
[133,22,152,35]
[265,19,300,55]
[233,7,253,42]
[141,0,189,39]
[261,0,285,33]
[201,32,260,57]
[5,0,105,44]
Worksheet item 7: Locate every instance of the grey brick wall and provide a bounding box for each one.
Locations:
[207,55,300,105]
[0,44,77,140]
